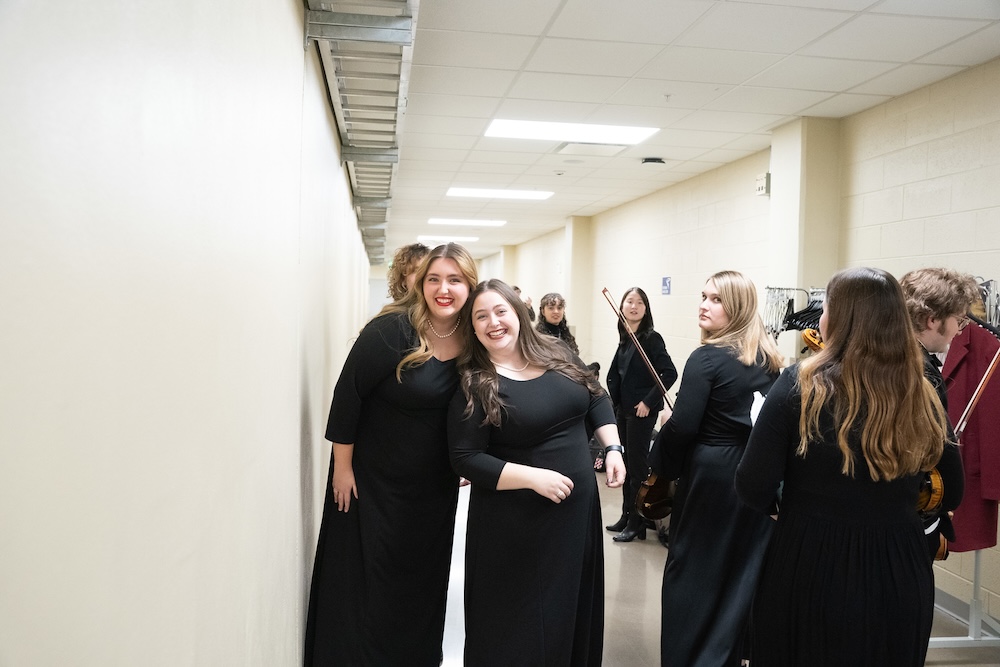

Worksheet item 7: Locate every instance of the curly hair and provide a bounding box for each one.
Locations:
[386,243,430,301]
[899,267,980,333]
[535,292,579,355]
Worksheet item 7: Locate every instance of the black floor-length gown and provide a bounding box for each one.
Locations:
[736,367,951,666]
[305,311,459,666]
[448,370,615,666]
[648,344,778,667]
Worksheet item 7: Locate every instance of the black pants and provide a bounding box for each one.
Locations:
[616,409,657,514]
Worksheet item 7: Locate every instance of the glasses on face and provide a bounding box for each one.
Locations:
[955,315,971,331]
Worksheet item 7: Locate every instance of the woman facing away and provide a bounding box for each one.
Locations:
[735,267,956,666]
[605,286,678,542]
[536,291,580,355]
[448,279,626,667]
[304,243,478,666]
[648,270,784,667]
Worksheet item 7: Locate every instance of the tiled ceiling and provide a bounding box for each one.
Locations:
[309,0,1000,262]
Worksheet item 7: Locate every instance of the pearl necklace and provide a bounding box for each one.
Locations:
[427,315,461,339]
[491,358,530,372]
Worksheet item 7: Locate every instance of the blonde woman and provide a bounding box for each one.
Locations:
[305,243,477,666]
[650,270,783,667]
[736,267,956,666]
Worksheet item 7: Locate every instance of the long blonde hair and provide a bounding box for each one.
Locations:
[701,270,783,373]
[377,243,479,380]
[797,267,947,480]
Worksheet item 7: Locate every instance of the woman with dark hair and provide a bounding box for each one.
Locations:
[736,267,957,666]
[305,243,478,666]
[536,291,580,355]
[448,279,625,666]
[606,287,678,542]
[649,270,784,667]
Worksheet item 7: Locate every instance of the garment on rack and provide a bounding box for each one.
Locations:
[782,297,824,332]
[942,323,1000,552]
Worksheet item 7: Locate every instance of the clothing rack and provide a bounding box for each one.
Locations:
[762,286,812,339]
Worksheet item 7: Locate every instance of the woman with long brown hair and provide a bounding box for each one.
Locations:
[736,267,956,666]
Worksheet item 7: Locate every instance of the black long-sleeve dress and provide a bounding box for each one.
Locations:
[648,344,778,667]
[607,331,677,516]
[304,311,460,666]
[735,366,962,666]
[448,370,615,666]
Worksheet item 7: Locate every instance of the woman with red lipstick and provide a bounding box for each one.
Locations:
[305,243,477,667]
[606,286,678,543]
[449,279,626,666]
[649,270,783,667]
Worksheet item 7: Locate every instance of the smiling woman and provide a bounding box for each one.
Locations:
[448,279,625,665]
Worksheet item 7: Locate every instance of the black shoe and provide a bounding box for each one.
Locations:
[613,515,647,542]
[606,513,628,533]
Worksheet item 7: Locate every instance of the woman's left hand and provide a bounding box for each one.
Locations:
[604,450,625,488]
[634,401,650,418]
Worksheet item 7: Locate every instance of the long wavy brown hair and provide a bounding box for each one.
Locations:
[457,280,601,427]
[797,267,947,480]
[377,243,479,380]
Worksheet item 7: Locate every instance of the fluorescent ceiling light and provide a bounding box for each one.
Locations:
[417,235,479,243]
[428,218,507,227]
[447,187,553,200]
[486,119,659,145]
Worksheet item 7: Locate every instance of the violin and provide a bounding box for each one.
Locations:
[802,328,824,352]
[601,288,677,521]
[916,467,944,519]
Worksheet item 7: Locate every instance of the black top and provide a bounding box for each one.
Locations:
[305,311,460,666]
[607,330,677,414]
[448,370,614,666]
[735,365,956,666]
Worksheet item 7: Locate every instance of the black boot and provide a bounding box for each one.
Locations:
[606,511,629,533]
[613,513,647,542]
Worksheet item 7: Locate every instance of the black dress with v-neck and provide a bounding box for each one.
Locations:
[305,311,460,666]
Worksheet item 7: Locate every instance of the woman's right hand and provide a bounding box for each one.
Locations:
[332,466,358,512]
[531,468,574,504]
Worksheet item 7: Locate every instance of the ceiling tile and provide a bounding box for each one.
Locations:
[494,98,599,123]
[746,56,899,92]
[404,93,501,119]
[670,110,788,134]
[917,23,1000,66]
[850,63,967,96]
[417,0,562,34]
[548,0,713,43]
[874,0,1000,20]
[401,114,489,135]
[798,92,892,117]
[412,30,538,70]
[508,72,628,103]
[525,38,663,77]
[675,4,853,53]
[800,15,991,62]
[409,65,517,97]
[705,86,836,115]
[637,46,782,84]
[584,104,693,127]
[608,79,731,108]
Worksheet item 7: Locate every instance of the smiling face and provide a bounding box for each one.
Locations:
[698,279,730,336]
[472,289,520,356]
[422,257,470,321]
[622,290,646,329]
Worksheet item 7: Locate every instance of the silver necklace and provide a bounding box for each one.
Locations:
[427,315,461,338]
[491,358,530,372]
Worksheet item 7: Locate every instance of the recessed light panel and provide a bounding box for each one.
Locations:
[486,119,658,145]
[428,218,507,227]
[447,187,553,200]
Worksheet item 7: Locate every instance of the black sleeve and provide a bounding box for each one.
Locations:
[641,332,678,411]
[735,368,799,514]
[586,389,617,435]
[937,441,964,512]
[325,313,411,444]
[447,390,506,488]
[607,347,622,409]
[648,348,714,477]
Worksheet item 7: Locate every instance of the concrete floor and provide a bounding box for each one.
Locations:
[442,478,1000,666]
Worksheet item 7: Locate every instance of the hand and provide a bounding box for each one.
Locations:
[332,466,358,512]
[635,401,650,418]
[531,468,574,503]
[524,296,532,307]
[604,450,625,488]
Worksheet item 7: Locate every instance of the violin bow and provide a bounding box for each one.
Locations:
[955,344,1000,439]
[601,288,674,410]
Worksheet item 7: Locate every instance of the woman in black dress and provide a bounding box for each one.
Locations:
[735,267,954,666]
[304,243,478,666]
[448,279,626,666]
[536,291,580,355]
[648,270,783,667]
[606,286,678,542]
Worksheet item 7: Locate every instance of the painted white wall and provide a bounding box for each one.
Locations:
[0,1,369,665]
